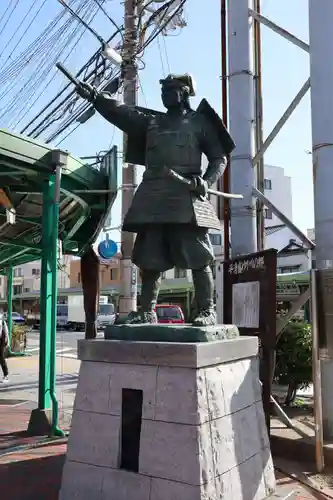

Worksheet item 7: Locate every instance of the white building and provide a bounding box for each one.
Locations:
[264,165,311,273]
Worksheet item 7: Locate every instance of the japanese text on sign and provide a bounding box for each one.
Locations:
[232,281,260,328]
[228,256,265,275]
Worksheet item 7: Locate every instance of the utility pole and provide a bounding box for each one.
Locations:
[309,0,333,439]
[228,0,257,257]
[119,0,138,314]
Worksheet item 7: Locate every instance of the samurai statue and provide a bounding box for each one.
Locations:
[74,72,235,326]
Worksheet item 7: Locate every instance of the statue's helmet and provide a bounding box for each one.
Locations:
[159,73,196,97]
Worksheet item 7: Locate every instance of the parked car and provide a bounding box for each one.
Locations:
[114,304,185,325]
[155,304,185,324]
[4,311,25,324]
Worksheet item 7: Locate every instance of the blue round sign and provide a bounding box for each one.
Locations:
[98,233,118,259]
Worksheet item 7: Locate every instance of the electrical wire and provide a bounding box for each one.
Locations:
[0,0,15,28]
[15,0,185,144]
[0,0,98,127]
[20,29,123,136]
[156,35,166,76]
[139,0,186,53]
[55,122,81,146]
[0,0,49,72]
[0,0,20,39]
[161,34,171,73]
[57,0,104,43]
[91,0,124,40]
[45,0,186,144]
[0,0,77,87]
[11,2,101,129]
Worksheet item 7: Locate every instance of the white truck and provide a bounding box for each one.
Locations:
[67,295,116,331]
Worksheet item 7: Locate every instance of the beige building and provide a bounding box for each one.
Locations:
[69,255,122,289]
[1,255,72,299]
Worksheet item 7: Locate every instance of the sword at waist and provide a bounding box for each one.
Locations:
[164,167,244,200]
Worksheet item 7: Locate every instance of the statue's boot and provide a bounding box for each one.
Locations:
[124,270,160,324]
[192,265,217,327]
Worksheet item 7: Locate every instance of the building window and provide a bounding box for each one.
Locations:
[175,268,187,279]
[161,272,166,279]
[32,268,40,276]
[264,208,273,220]
[77,272,81,283]
[209,233,222,246]
[13,285,23,295]
[277,266,300,274]
[264,179,272,190]
[14,268,23,277]
[110,268,118,280]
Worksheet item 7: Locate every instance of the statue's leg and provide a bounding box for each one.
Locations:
[191,265,217,326]
[80,246,100,339]
[140,269,161,321]
[168,225,217,327]
[123,270,161,324]
[123,227,167,324]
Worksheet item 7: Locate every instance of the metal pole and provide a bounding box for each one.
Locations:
[119,0,138,314]
[310,269,324,472]
[248,9,309,53]
[253,0,265,251]
[49,151,66,437]
[228,0,257,256]
[220,0,230,260]
[309,0,333,439]
[252,79,310,168]
[6,266,13,349]
[276,287,311,340]
[37,180,54,411]
[253,187,315,249]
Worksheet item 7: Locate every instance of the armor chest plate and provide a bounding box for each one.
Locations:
[145,113,202,170]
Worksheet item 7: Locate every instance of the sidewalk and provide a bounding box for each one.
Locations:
[0,371,331,499]
[0,447,331,500]
[0,414,331,500]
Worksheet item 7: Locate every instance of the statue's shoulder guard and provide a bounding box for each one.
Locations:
[125,105,165,166]
[196,98,236,155]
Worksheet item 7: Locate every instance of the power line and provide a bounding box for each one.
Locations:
[18,0,186,144]
[91,0,124,40]
[11,2,101,129]
[48,0,187,144]
[0,0,48,72]
[0,0,97,126]
[161,33,171,73]
[0,0,15,27]
[0,0,20,39]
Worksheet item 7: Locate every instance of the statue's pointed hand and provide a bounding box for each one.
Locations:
[77,81,95,101]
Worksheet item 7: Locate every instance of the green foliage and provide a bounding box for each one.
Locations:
[274,320,312,405]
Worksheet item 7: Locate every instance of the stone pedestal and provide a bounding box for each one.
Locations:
[59,325,275,500]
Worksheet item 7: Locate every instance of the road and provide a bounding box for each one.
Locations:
[0,329,104,427]
[25,328,86,358]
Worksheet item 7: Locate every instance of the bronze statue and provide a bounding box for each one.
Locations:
[59,65,235,327]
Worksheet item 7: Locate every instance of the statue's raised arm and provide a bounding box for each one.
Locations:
[78,81,150,137]
[56,62,150,139]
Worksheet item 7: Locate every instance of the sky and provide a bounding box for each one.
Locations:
[0,0,313,246]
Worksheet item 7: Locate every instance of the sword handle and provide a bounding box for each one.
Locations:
[56,62,81,88]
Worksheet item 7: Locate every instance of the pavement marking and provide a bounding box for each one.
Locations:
[25,347,73,355]
[56,348,73,354]
[58,353,77,359]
